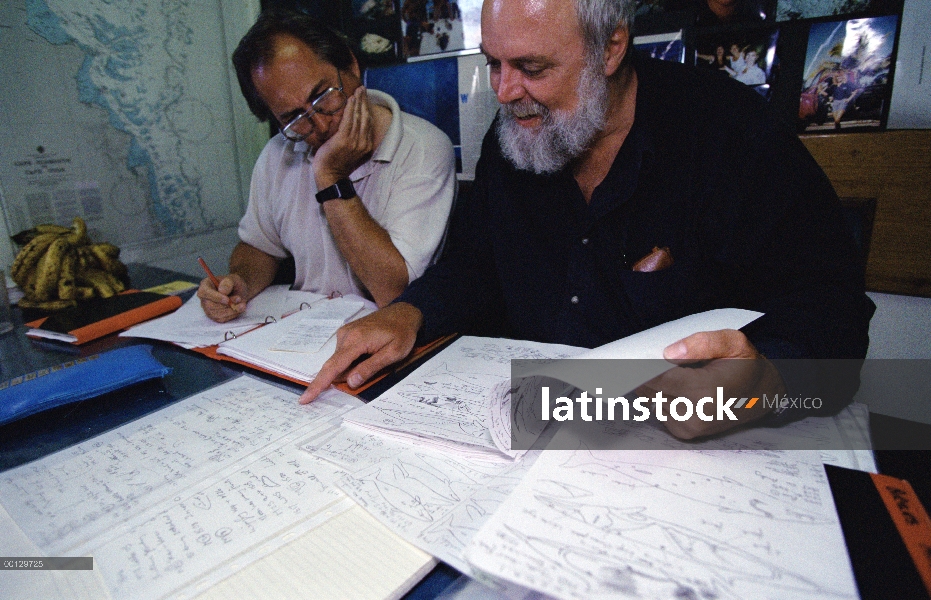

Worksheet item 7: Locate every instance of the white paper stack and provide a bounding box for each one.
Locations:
[121,285,329,348]
[343,336,586,461]
[215,295,372,383]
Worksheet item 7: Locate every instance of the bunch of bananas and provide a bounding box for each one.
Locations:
[10,217,129,311]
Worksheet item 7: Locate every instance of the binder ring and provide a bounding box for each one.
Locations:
[264,315,277,324]
[224,331,238,341]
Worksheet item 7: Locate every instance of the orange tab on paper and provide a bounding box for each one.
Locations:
[871,472,931,597]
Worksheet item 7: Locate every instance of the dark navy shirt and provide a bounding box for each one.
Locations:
[399,54,874,368]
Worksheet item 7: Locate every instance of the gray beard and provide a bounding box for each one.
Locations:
[496,61,609,175]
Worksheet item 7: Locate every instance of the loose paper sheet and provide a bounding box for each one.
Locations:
[121,286,328,348]
[0,376,367,600]
[346,309,763,461]
[267,298,365,353]
[343,337,586,460]
[465,424,862,600]
[305,423,544,574]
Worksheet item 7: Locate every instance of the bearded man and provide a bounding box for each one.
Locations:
[301,0,874,439]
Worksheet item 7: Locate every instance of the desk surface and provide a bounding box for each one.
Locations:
[2,264,929,599]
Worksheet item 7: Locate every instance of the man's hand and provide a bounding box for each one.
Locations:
[300,302,423,404]
[639,329,784,439]
[313,86,375,187]
[197,273,249,323]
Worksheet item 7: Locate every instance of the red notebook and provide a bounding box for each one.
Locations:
[26,290,183,345]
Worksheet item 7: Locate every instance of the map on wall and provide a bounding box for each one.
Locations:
[0,0,245,249]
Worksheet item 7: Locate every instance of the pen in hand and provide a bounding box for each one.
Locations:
[198,257,221,288]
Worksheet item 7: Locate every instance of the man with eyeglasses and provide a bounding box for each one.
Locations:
[198,9,456,322]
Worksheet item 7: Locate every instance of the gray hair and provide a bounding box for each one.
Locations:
[573,0,635,62]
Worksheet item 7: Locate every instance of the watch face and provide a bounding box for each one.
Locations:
[336,179,354,198]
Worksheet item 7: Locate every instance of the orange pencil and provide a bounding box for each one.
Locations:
[198,257,221,288]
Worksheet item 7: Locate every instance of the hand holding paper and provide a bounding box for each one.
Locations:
[635,329,784,439]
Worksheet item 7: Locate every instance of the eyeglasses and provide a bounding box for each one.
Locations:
[280,73,347,142]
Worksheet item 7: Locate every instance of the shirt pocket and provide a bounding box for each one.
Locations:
[616,261,708,332]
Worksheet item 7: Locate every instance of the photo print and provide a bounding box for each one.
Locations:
[695,29,780,99]
[352,0,402,64]
[634,31,686,63]
[798,15,898,131]
[401,0,481,59]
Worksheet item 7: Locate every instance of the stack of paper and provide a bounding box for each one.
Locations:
[0,376,433,600]
[121,286,375,383]
[216,296,371,383]
[344,309,764,461]
[121,285,329,348]
[343,336,586,461]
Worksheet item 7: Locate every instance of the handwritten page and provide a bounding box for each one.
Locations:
[217,318,353,383]
[343,337,586,461]
[298,297,366,322]
[487,309,764,457]
[267,298,366,353]
[517,308,763,394]
[465,426,861,600]
[121,286,327,348]
[304,423,542,574]
[0,376,376,600]
[269,317,345,353]
[0,503,110,600]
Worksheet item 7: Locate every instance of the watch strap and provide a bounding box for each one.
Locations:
[315,178,356,203]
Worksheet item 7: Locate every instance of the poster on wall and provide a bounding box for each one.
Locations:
[364,52,497,178]
[634,31,686,63]
[798,15,898,132]
[695,28,780,99]
[401,0,482,60]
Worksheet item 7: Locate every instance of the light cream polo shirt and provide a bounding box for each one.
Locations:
[238,90,456,299]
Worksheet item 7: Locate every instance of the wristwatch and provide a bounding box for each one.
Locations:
[315,178,356,204]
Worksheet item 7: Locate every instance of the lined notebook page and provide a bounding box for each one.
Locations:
[194,504,436,600]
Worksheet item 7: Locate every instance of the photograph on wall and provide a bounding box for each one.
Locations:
[776,0,902,22]
[695,29,780,99]
[634,31,686,63]
[798,15,898,132]
[352,0,402,65]
[401,0,481,59]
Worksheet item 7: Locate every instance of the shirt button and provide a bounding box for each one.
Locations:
[581,238,589,245]
[570,296,579,304]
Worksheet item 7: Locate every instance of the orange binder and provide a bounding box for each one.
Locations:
[191,332,457,396]
[26,291,183,345]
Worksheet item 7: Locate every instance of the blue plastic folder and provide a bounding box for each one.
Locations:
[0,345,171,426]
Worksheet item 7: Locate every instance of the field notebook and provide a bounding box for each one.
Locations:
[26,291,183,345]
